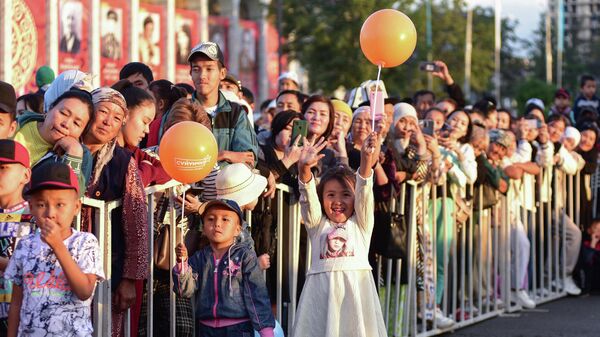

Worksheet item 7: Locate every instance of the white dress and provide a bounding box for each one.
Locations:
[292,172,387,337]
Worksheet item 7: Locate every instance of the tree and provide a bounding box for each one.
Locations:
[276,0,524,104]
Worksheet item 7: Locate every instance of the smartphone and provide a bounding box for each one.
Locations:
[370,90,385,122]
[419,119,435,136]
[419,61,441,72]
[525,119,541,129]
[291,120,308,146]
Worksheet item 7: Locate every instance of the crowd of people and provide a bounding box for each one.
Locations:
[0,39,599,337]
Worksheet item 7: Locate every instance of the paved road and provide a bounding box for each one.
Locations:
[442,294,600,337]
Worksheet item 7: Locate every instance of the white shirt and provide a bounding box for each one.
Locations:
[5,230,104,337]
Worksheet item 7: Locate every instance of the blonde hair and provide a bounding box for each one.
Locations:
[164,98,211,132]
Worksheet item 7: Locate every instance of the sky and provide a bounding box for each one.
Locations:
[470,0,547,51]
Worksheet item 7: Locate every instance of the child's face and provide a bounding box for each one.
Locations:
[0,163,30,205]
[582,80,597,99]
[497,112,510,130]
[563,137,576,151]
[554,96,570,108]
[322,179,354,223]
[588,223,600,238]
[579,130,596,152]
[426,110,445,133]
[548,120,566,143]
[202,205,242,248]
[0,113,16,140]
[328,237,345,252]
[29,189,80,234]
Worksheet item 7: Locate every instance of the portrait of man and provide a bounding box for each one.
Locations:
[138,14,160,66]
[59,0,82,54]
[101,8,122,59]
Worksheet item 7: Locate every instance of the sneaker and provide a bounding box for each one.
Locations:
[564,276,581,296]
[513,290,536,309]
[433,308,455,329]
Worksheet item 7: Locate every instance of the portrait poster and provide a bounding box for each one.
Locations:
[208,16,229,67]
[12,0,47,94]
[238,20,258,96]
[174,9,199,85]
[100,0,129,86]
[58,0,90,73]
[138,3,165,79]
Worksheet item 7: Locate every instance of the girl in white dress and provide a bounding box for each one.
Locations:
[292,133,387,337]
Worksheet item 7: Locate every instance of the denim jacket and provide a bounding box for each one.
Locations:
[172,240,275,333]
[191,91,258,168]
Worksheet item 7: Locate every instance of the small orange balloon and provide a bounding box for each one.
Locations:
[360,9,417,68]
[159,121,218,184]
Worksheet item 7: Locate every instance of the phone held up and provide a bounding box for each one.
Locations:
[419,119,435,136]
[291,119,308,147]
[419,61,441,73]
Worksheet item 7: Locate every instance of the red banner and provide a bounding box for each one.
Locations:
[12,0,47,94]
[99,0,129,86]
[58,0,90,73]
[239,20,258,96]
[174,9,200,85]
[208,16,229,67]
[266,22,281,99]
[138,3,165,80]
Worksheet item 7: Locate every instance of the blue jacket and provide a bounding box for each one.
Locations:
[172,240,275,332]
[191,91,258,167]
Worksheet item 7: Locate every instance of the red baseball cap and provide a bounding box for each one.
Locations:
[26,162,79,195]
[0,140,30,168]
[555,88,570,99]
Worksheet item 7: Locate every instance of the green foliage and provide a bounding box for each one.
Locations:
[276,0,524,102]
[514,78,556,116]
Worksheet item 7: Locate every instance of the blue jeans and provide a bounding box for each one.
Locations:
[197,321,254,337]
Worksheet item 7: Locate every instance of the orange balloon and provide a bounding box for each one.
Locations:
[360,9,417,68]
[159,121,218,184]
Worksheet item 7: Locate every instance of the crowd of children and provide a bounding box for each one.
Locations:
[0,39,599,337]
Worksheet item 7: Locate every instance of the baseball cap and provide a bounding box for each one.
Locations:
[188,42,225,66]
[0,140,30,168]
[26,162,79,195]
[222,73,242,91]
[555,88,570,99]
[278,72,299,85]
[489,129,511,148]
[198,199,244,223]
[0,81,17,114]
[525,98,545,112]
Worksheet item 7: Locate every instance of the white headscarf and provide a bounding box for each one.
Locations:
[44,70,94,112]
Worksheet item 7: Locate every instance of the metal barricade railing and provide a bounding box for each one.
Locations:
[80,164,581,337]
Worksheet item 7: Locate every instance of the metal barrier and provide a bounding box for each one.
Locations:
[81,166,580,337]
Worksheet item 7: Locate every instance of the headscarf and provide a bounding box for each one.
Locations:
[44,70,94,112]
[88,87,127,187]
[91,87,128,116]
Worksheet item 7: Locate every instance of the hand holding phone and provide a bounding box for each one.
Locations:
[419,61,441,73]
[419,119,435,136]
[291,120,308,147]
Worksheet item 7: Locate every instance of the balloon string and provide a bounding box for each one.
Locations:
[372,64,382,131]
[180,189,185,245]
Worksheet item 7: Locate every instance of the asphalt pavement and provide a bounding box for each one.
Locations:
[442,294,600,337]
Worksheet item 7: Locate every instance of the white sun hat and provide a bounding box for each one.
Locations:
[216,163,267,207]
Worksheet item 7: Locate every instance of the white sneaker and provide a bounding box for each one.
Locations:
[564,276,581,296]
[513,290,536,309]
[433,308,455,329]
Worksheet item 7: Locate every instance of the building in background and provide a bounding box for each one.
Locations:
[550,0,600,52]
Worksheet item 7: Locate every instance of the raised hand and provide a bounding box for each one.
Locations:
[359,132,381,177]
[39,218,63,248]
[431,60,454,85]
[329,130,348,158]
[298,137,327,183]
[282,135,303,168]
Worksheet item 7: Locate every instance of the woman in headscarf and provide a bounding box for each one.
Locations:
[13,70,95,193]
[82,87,148,337]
